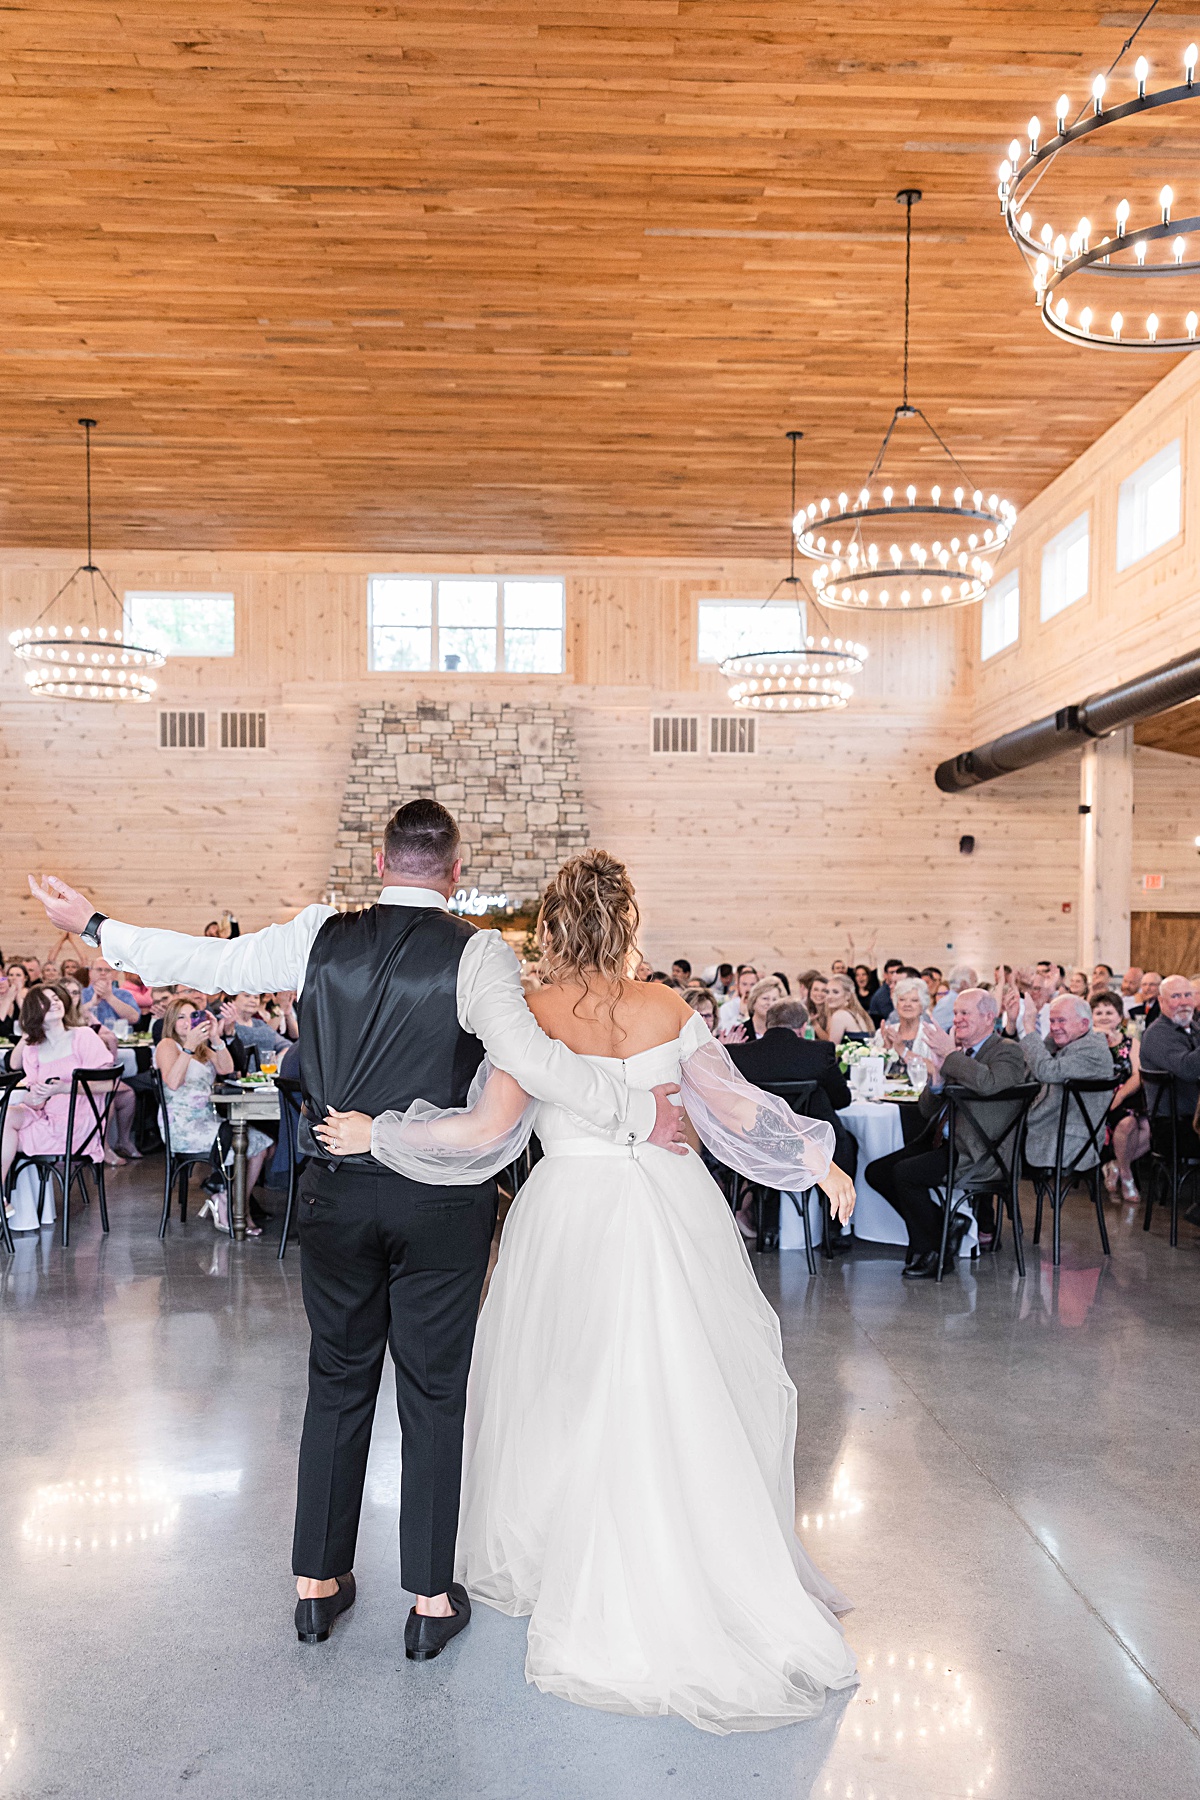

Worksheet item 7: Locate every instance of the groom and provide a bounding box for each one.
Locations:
[30,798,685,1658]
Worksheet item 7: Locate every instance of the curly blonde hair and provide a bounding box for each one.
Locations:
[537,850,641,994]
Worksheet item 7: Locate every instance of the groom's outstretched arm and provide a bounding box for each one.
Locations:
[457,931,659,1143]
[28,875,330,994]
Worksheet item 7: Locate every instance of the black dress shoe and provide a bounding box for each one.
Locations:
[295,1573,355,1644]
[901,1250,942,1280]
[405,1583,471,1661]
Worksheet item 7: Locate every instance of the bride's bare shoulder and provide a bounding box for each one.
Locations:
[529,978,694,1052]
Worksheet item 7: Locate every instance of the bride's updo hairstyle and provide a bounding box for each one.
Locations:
[537,850,641,989]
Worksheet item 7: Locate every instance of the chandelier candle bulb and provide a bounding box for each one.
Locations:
[1112,311,1124,339]
[1136,240,1148,266]
[1056,93,1070,131]
[1116,199,1130,236]
[1148,313,1160,341]
[1091,75,1105,114]
[1136,56,1149,98]
[1175,236,1186,264]
[1188,311,1198,339]
[1188,43,1198,85]
[1028,115,1041,150]
[1161,186,1173,225]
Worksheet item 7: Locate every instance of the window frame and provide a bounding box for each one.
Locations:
[366,574,565,674]
[123,590,236,658]
[1039,512,1091,623]
[1116,438,1182,573]
[696,598,810,666]
[980,569,1020,662]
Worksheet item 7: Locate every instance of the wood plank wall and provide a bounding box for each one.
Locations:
[3,544,1198,974]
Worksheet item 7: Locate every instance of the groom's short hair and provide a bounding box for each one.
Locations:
[383,798,460,877]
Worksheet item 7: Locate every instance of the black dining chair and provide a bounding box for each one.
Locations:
[1028,1076,1120,1266]
[936,1082,1041,1280]
[1140,1070,1200,1248]
[0,1070,24,1253]
[276,1076,307,1261]
[154,1066,224,1239]
[5,1064,123,1247]
[742,1079,826,1274]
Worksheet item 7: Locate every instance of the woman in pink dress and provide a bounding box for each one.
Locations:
[2,986,115,1204]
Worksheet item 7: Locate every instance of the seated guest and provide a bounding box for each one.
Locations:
[852,963,878,1005]
[2,985,117,1202]
[155,997,272,1236]
[865,989,1024,1280]
[118,969,153,1014]
[1139,978,1200,1207]
[81,961,141,1028]
[20,956,43,983]
[1092,962,1115,991]
[717,963,759,1031]
[261,988,299,1041]
[203,914,240,939]
[683,986,719,1036]
[1119,966,1144,1013]
[58,980,140,1163]
[794,967,824,1008]
[770,970,791,994]
[728,996,857,1238]
[712,962,733,999]
[0,967,21,1045]
[1017,993,1114,1171]
[1128,970,1162,1027]
[1090,992,1148,1201]
[739,975,788,1042]
[151,983,205,1044]
[1065,968,1090,998]
[877,976,931,1075]
[41,960,61,984]
[868,959,906,1023]
[670,958,692,988]
[817,974,874,1046]
[932,965,978,1030]
[218,991,289,1066]
[919,966,943,1005]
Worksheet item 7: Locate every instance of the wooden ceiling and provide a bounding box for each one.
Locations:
[1136,699,1200,759]
[0,2,1195,555]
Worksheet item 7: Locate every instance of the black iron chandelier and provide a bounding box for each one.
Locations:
[999,3,1200,352]
[8,419,164,703]
[721,431,868,714]
[791,190,1016,612]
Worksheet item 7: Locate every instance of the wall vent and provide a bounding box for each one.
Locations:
[220,710,268,750]
[158,710,206,749]
[650,714,700,754]
[710,715,757,755]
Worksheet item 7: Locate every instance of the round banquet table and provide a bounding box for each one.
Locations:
[777,1096,977,1255]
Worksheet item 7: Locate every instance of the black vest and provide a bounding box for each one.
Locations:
[298,904,484,1170]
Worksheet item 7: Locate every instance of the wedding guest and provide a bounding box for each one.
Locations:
[1017,993,1113,1171]
[1090,993,1148,1201]
[58,980,139,1163]
[852,963,878,1005]
[865,990,1024,1279]
[633,958,654,982]
[919,966,943,1005]
[816,974,873,1046]
[81,961,141,1027]
[876,976,931,1080]
[1128,970,1162,1027]
[1092,963,1115,989]
[262,989,300,1041]
[1119,967,1144,1013]
[807,974,830,1021]
[219,991,289,1066]
[2,985,117,1199]
[770,971,792,994]
[795,967,824,1007]
[204,914,241,939]
[932,965,978,1030]
[155,997,271,1235]
[728,997,856,1240]
[1139,978,1200,1194]
[21,956,43,983]
[0,968,20,1045]
[713,963,734,999]
[717,963,759,1031]
[744,976,788,1040]
[670,959,692,988]
[119,970,153,1014]
[868,958,906,1024]
[683,987,719,1036]
[41,961,61,984]
[1065,969,1090,998]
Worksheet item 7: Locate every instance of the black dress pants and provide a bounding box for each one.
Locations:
[865,1141,951,1255]
[291,1159,496,1596]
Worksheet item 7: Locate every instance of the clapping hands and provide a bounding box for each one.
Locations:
[919,1019,955,1071]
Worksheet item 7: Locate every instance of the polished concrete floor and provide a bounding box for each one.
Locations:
[2,1164,1198,1800]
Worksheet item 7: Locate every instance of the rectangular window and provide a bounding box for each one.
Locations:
[1040,514,1090,621]
[125,591,235,657]
[368,575,564,672]
[697,599,808,665]
[980,571,1020,661]
[1117,439,1181,571]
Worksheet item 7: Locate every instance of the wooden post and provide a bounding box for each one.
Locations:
[1078,728,1134,973]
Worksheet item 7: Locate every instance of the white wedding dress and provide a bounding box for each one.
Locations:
[372,1011,858,1734]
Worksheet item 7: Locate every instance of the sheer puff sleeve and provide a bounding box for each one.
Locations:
[369,1059,535,1185]
[677,1013,835,1190]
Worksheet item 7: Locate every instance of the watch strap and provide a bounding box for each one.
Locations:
[81,911,108,948]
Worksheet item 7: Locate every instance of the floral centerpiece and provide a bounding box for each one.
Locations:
[837,1039,878,1075]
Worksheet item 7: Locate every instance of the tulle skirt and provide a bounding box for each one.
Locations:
[455,1141,858,1733]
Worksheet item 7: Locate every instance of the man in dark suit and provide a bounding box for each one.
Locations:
[865,987,1025,1279]
[1139,977,1200,1221]
[728,998,857,1177]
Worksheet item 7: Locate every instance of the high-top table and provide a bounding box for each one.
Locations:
[211,1084,280,1241]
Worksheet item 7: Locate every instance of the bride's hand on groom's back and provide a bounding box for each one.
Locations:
[648,1084,689,1155]
[314,1109,374,1156]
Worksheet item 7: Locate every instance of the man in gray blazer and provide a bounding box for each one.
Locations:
[865,988,1025,1279]
[1019,993,1114,1169]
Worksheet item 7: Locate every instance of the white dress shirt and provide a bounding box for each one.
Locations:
[100,887,656,1142]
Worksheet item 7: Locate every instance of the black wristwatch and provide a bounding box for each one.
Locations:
[80,911,108,949]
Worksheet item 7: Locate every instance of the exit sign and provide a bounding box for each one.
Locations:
[1142,874,1165,891]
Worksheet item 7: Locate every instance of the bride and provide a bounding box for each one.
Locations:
[316,850,858,1734]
